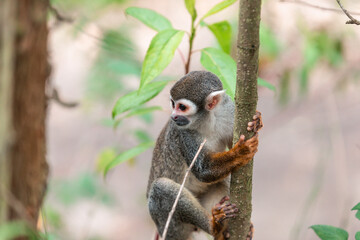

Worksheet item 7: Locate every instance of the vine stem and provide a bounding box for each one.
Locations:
[184,21,196,74]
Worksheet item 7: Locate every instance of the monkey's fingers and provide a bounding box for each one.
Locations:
[218,196,229,205]
[245,133,258,146]
[233,135,246,149]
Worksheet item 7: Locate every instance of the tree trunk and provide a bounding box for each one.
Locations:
[0,0,16,224]
[229,0,262,239]
[0,0,49,231]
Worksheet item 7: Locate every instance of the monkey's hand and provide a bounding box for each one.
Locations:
[230,111,262,167]
[247,111,263,133]
[231,133,258,167]
[211,196,238,239]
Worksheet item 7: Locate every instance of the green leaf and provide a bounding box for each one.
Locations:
[355,232,360,240]
[125,106,162,119]
[125,7,173,32]
[103,141,155,175]
[200,0,237,21]
[140,30,184,90]
[207,21,232,54]
[258,78,276,92]
[112,80,168,118]
[0,221,33,240]
[185,0,197,21]
[310,225,348,240]
[200,47,236,99]
[351,202,360,220]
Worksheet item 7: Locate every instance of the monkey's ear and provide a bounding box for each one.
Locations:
[205,90,225,111]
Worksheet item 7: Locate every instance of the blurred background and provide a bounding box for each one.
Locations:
[43,0,360,239]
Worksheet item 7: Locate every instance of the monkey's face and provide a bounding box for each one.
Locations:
[169,89,225,129]
[169,98,197,127]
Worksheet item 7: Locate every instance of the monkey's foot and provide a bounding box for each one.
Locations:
[247,111,263,133]
[212,196,238,223]
[211,196,238,239]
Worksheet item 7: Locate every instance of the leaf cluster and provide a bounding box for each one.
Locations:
[98,0,276,176]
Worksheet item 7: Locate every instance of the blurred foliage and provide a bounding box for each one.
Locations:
[299,29,343,94]
[44,206,63,229]
[0,221,37,240]
[260,24,282,60]
[52,172,114,206]
[311,202,360,240]
[50,0,127,15]
[87,29,141,103]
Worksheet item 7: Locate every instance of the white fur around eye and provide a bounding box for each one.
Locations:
[169,97,175,109]
[176,99,197,115]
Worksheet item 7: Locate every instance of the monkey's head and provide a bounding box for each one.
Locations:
[169,71,226,129]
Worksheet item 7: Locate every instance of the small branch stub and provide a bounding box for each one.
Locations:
[336,0,360,25]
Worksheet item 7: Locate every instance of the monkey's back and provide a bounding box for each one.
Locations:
[146,121,186,197]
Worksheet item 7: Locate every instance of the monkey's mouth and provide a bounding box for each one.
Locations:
[171,115,190,126]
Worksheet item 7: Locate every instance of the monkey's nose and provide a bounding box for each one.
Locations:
[171,115,178,121]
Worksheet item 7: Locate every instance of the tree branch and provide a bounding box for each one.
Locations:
[280,0,360,16]
[229,0,261,238]
[336,0,360,25]
[48,88,79,108]
[161,139,207,240]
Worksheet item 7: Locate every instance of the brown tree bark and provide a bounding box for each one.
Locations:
[0,0,49,231]
[229,0,262,239]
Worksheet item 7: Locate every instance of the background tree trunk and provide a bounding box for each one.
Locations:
[0,0,49,230]
[229,0,262,239]
[0,0,16,224]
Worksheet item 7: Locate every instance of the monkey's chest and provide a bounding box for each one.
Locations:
[185,170,211,196]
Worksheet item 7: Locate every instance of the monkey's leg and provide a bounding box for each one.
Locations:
[148,177,212,240]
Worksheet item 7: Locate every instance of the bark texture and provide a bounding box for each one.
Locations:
[229,0,262,239]
[0,0,49,229]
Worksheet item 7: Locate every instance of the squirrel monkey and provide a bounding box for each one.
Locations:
[147,71,262,240]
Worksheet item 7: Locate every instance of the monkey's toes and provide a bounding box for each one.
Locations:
[247,111,263,132]
[212,197,239,223]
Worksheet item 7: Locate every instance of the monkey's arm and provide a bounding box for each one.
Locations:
[180,112,262,183]
[181,133,258,183]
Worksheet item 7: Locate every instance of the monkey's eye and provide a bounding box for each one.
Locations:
[171,99,175,108]
[179,104,187,111]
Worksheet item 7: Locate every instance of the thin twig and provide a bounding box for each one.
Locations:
[49,88,79,108]
[177,49,187,69]
[280,0,360,16]
[47,1,73,23]
[161,139,207,240]
[336,0,360,25]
